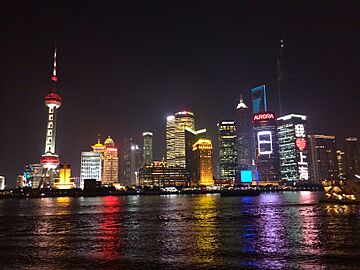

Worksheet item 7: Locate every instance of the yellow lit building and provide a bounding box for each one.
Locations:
[102,136,119,184]
[92,138,106,154]
[53,163,75,189]
[192,139,214,186]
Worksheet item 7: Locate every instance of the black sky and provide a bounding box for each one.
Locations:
[1,1,360,187]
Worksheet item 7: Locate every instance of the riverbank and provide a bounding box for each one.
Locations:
[0,185,324,199]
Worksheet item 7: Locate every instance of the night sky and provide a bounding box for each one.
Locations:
[1,1,360,187]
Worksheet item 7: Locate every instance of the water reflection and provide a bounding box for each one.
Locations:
[1,193,360,269]
[256,194,287,269]
[191,194,220,265]
[89,196,123,262]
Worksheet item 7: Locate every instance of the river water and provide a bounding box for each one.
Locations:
[0,192,359,269]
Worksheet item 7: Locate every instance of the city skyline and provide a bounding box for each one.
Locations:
[2,2,360,186]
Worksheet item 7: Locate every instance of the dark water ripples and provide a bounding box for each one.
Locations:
[0,192,359,269]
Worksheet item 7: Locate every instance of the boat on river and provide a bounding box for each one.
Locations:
[320,177,360,204]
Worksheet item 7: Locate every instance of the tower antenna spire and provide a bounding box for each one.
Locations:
[51,43,58,83]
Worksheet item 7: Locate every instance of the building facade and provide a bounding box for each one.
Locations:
[139,161,190,187]
[0,176,5,190]
[236,95,253,182]
[251,85,267,114]
[192,139,214,186]
[166,115,176,166]
[277,114,309,182]
[143,132,153,166]
[185,128,207,181]
[336,150,348,179]
[23,164,43,188]
[217,121,237,182]
[308,135,338,183]
[253,112,280,183]
[174,111,195,168]
[345,137,360,177]
[53,163,75,189]
[80,151,102,182]
[102,136,119,184]
[120,138,142,186]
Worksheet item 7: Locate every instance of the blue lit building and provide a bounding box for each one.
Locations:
[251,85,267,114]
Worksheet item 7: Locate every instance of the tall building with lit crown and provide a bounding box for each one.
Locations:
[39,46,62,188]
[92,137,106,154]
[253,112,280,183]
[143,132,153,165]
[174,111,195,168]
[185,128,207,182]
[53,163,75,189]
[308,135,338,183]
[345,137,360,177]
[166,115,176,166]
[236,95,253,181]
[192,139,214,186]
[217,121,237,182]
[277,114,309,182]
[336,150,348,178]
[102,136,119,184]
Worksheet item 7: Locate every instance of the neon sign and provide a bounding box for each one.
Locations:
[253,113,275,121]
[296,138,307,151]
[295,123,309,180]
[257,131,273,155]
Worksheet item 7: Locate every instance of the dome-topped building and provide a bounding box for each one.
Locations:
[102,136,119,184]
[104,136,115,147]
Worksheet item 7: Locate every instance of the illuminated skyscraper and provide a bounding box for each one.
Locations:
[277,39,295,116]
[277,114,309,182]
[80,137,104,187]
[217,121,237,182]
[192,139,214,186]
[102,136,119,184]
[143,132,153,165]
[251,85,267,114]
[253,112,280,183]
[174,111,195,168]
[336,150,348,178]
[166,115,176,166]
[185,128,207,182]
[120,138,142,186]
[40,46,62,188]
[308,135,338,183]
[80,151,102,182]
[345,137,360,177]
[236,95,253,182]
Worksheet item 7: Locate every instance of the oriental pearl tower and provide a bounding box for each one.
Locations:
[39,46,62,188]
